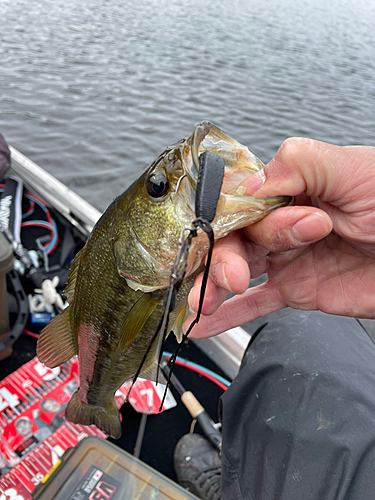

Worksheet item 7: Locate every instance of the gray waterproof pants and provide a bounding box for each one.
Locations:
[220,310,375,499]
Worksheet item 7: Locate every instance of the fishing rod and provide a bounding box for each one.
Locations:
[161,360,222,452]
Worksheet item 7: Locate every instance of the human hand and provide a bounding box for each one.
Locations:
[185,138,375,338]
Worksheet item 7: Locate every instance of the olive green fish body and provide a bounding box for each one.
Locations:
[37,185,195,438]
[37,122,290,438]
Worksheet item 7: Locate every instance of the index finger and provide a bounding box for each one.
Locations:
[243,137,349,201]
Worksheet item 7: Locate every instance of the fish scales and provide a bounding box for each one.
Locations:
[37,121,290,438]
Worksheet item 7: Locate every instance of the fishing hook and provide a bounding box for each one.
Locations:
[175,174,187,193]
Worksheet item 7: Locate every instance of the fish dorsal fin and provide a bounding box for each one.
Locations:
[171,303,190,343]
[118,293,161,352]
[140,360,167,385]
[36,307,77,368]
[63,248,82,303]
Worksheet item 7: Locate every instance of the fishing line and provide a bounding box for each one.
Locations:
[158,221,214,409]
[127,151,225,407]
[126,219,201,400]
[158,152,225,409]
[124,224,200,400]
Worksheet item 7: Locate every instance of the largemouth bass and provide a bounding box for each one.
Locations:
[37,121,290,438]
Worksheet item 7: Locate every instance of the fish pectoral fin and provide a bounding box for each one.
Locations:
[140,360,167,385]
[36,307,77,368]
[65,391,121,439]
[171,303,190,343]
[118,293,161,353]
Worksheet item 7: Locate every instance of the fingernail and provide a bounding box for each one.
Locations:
[212,263,234,293]
[241,169,266,195]
[291,213,329,243]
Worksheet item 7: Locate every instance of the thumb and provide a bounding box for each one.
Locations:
[244,137,351,201]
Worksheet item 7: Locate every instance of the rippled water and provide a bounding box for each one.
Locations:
[1,0,374,211]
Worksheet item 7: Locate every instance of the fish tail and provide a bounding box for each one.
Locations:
[65,391,121,439]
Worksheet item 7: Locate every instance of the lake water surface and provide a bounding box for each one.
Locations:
[1,0,374,211]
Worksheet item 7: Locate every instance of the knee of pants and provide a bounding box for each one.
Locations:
[219,310,375,499]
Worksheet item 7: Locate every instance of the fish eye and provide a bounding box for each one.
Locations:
[146,172,169,198]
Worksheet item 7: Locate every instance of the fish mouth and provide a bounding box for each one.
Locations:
[182,121,291,235]
[188,121,265,188]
